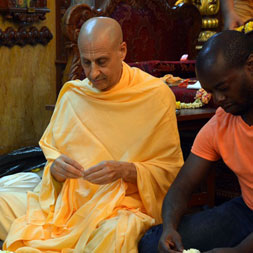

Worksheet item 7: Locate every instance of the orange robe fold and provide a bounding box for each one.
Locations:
[4,62,183,252]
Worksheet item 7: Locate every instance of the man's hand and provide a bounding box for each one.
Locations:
[50,154,84,182]
[82,160,137,185]
[158,227,184,253]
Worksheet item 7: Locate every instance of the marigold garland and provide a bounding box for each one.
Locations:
[176,88,212,109]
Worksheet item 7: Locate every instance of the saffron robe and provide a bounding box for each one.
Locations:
[234,0,253,23]
[4,63,183,252]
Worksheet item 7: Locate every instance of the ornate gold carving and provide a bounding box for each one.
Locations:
[174,0,188,5]
[192,0,219,16]
[198,30,216,42]
[202,17,219,28]
[173,0,220,51]
[174,0,220,16]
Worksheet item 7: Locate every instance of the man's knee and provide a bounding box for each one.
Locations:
[138,224,163,253]
[0,192,27,240]
[178,200,253,251]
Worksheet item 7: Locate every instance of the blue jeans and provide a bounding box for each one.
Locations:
[138,197,253,252]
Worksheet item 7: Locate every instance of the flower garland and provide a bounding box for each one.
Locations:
[176,88,212,109]
[161,74,212,109]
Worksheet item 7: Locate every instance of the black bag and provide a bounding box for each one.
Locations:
[0,146,46,178]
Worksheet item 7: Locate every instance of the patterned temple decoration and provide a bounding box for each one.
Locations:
[0,1,53,47]
[175,0,221,49]
[0,26,53,47]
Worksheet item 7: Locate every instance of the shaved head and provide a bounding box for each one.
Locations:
[77,17,127,91]
[196,30,253,76]
[78,17,123,50]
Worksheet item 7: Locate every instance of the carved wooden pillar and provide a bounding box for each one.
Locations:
[55,0,104,93]
[61,4,101,83]
[55,0,72,94]
[192,0,221,50]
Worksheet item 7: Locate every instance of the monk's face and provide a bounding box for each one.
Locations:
[79,36,127,91]
[196,53,253,116]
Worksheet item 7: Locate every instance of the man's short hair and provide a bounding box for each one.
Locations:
[196,30,253,72]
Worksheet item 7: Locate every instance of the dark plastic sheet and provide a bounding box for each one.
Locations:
[0,146,46,178]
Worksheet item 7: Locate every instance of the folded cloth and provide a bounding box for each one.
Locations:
[187,80,201,89]
[0,172,41,192]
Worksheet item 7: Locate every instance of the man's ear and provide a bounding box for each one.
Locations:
[246,53,253,73]
[119,42,127,61]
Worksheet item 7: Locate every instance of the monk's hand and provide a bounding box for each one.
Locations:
[82,160,137,184]
[158,226,184,253]
[50,154,84,182]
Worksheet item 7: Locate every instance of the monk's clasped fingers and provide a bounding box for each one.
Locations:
[83,160,123,184]
[51,154,84,179]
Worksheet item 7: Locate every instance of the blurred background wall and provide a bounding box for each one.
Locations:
[0,1,56,154]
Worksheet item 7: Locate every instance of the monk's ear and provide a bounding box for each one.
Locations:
[119,42,127,61]
[246,53,253,74]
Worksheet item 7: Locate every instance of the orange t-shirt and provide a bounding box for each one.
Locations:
[192,107,253,209]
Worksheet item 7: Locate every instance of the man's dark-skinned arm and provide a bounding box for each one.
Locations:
[158,153,214,253]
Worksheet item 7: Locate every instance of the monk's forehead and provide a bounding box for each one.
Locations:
[80,30,118,52]
[79,34,115,54]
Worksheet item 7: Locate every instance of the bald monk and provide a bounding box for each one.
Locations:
[0,17,183,252]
